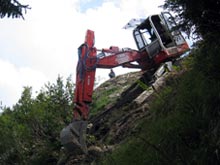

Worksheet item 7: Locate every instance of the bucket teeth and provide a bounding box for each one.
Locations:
[60,120,88,154]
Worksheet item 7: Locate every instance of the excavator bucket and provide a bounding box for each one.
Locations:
[60,120,88,155]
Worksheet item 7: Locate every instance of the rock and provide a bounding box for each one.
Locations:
[134,87,154,105]
[88,146,103,153]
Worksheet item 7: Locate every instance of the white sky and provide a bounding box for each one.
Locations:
[0,0,164,107]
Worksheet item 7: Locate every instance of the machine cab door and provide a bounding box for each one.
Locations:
[133,14,174,58]
[133,16,162,58]
[160,12,186,46]
[150,14,175,48]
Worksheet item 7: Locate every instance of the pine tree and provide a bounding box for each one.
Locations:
[0,0,30,19]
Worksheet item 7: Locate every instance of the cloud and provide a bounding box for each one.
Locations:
[0,59,48,106]
[0,0,165,107]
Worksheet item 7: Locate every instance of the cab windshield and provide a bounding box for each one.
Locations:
[133,19,157,50]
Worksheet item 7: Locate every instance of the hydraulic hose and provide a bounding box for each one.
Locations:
[77,43,98,81]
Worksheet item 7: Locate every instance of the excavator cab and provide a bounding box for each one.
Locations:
[133,12,187,59]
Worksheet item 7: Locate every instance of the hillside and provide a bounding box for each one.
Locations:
[62,37,220,164]
[61,58,188,165]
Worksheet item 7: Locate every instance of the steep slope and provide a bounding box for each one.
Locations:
[62,60,186,165]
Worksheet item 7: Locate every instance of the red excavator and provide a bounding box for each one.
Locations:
[60,12,189,154]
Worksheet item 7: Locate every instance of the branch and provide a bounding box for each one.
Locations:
[0,0,31,19]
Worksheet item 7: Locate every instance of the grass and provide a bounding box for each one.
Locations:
[90,86,119,117]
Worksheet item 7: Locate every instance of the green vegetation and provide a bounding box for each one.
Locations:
[90,85,120,117]
[0,76,73,164]
[137,79,149,90]
[164,0,220,38]
[99,38,220,164]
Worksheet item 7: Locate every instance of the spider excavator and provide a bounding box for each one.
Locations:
[60,12,189,154]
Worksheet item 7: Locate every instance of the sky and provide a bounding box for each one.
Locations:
[0,0,165,108]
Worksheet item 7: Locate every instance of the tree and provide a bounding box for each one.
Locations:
[0,0,30,19]
[163,0,220,39]
[0,76,74,164]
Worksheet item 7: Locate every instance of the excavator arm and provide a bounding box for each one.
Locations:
[60,30,152,154]
[73,30,154,121]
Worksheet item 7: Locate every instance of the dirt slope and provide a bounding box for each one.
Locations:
[61,63,184,165]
